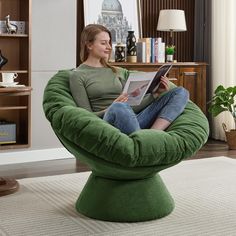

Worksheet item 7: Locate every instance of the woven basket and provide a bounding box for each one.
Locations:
[222,123,236,150]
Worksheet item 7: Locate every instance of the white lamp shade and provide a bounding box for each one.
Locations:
[157,9,187,32]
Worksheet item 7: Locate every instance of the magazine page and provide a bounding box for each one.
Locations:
[123,71,157,106]
[146,63,173,94]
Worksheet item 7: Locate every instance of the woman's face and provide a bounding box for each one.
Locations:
[87,31,112,60]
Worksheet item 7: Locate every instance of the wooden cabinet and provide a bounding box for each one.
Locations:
[111,62,207,114]
[0,0,32,150]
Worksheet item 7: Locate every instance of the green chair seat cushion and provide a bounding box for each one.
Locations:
[43,70,209,172]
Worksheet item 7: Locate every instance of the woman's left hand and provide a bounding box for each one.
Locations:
[155,76,169,96]
[113,93,129,103]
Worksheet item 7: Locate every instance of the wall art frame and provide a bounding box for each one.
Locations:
[83,0,142,45]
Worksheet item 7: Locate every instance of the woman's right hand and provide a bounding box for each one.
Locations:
[113,93,129,103]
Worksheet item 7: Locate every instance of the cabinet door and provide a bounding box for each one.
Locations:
[180,67,206,113]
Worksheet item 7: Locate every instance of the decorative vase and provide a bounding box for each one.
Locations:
[115,43,126,62]
[126,31,137,63]
[0,50,8,70]
[166,54,173,62]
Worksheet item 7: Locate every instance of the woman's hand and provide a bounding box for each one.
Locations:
[153,76,169,96]
[113,93,129,103]
[130,83,148,97]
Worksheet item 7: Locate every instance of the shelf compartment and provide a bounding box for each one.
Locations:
[0,37,30,71]
[0,0,30,23]
[0,73,31,87]
[0,109,29,148]
[0,94,29,109]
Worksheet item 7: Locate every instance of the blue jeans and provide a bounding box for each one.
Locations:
[103,87,189,135]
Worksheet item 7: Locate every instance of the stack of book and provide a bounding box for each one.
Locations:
[136,37,165,63]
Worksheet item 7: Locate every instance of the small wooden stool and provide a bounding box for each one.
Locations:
[0,177,19,197]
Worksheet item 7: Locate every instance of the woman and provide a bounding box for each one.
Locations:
[70,24,189,135]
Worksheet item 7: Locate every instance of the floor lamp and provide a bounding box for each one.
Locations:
[157,9,187,48]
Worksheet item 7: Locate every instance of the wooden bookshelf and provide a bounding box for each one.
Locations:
[0,0,32,150]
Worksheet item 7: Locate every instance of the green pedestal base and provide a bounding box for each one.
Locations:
[76,173,175,222]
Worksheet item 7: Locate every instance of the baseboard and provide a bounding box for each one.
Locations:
[0,148,74,165]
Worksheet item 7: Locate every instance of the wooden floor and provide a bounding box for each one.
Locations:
[1,139,236,179]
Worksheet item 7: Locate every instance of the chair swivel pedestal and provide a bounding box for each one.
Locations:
[76,173,174,222]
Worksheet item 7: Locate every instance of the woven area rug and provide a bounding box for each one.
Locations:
[0,157,236,236]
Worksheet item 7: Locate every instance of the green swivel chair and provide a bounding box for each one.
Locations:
[43,70,209,222]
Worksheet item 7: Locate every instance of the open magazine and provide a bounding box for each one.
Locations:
[123,63,173,106]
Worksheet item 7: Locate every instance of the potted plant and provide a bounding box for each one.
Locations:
[165,45,175,62]
[208,85,236,149]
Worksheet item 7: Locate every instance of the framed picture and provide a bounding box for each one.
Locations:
[83,0,142,45]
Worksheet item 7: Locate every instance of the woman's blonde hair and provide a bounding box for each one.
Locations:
[80,24,116,72]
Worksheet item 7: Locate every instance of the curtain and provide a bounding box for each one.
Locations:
[211,0,236,140]
[194,0,212,117]
[194,0,211,63]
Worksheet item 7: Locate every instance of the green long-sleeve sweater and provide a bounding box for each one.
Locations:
[69,64,155,118]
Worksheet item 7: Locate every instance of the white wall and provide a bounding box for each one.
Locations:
[0,0,77,164]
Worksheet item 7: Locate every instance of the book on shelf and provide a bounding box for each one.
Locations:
[123,63,173,105]
[151,38,156,63]
[136,41,146,63]
[138,38,151,63]
[137,37,165,63]
[156,38,165,63]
